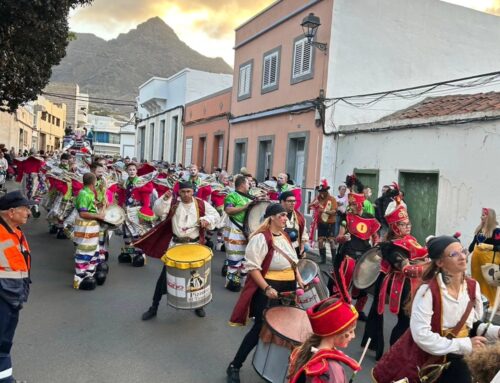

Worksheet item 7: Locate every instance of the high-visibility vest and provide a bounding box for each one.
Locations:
[0,221,30,279]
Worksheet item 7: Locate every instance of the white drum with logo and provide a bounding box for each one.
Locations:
[296,259,330,310]
[161,244,213,309]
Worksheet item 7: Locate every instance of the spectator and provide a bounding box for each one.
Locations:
[334,184,348,236]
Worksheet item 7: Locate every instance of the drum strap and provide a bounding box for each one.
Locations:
[272,243,298,271]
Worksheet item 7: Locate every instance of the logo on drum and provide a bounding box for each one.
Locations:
[187,269,210,292]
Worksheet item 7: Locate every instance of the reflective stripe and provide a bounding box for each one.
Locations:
[0,367,13,379]
[0,270,28,279]
[0,239,15,268]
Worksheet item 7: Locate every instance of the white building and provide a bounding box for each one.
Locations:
[333,92,500,246]
[120,121,136,159]
[321,0,500,184]
[136,68,233,162]
[76,93,89,128]
[87,114,122,156]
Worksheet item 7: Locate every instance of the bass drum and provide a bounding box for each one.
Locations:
[243,201,271,237]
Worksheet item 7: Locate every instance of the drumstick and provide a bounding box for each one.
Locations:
[348,338,371,383]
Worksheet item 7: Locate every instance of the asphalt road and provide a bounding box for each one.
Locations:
[12,208,398,383]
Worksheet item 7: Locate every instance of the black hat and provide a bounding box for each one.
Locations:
[279,191,295,202]
[264,203,286,218]
[178,181,194,190]
[426,235,460,260]
[0,191,35,210]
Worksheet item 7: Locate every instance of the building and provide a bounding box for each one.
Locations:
[321,0,500,184]
[136,68,233,163]
[333,92,500,245]
[76,93,89,128]
[87,114,122,156]
[33,96,66,152]
[43,82,80,130]
[228,0,333,210]
[0,106,35,153]
[120,120,136,159]
[183,87,231,171]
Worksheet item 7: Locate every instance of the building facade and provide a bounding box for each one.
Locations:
[33,96,66,152]
[87,114,122,156]
[0,106,36,153]
[43,82,80,130]
[183,88,231,171]
[120,122,136,159]
[136,68,233,163]
[228,0,333,210]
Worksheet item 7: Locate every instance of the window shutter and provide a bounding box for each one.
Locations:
[293,40,304,78]
[302,40,312,74]
[269,53,277,85]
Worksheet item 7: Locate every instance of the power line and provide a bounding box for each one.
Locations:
[41,91,136,106]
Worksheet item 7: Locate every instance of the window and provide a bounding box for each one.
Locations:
[291,37,314,84]
[41,112,47,121]
[149,122,155,160]
[171,116,179,163]
[185,138,193,167]
[233,139,247,173]
[262,48,280,93]
[237,60,253,101]
[159,120,165,161]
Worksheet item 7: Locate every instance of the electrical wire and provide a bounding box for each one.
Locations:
[41,91,136,106]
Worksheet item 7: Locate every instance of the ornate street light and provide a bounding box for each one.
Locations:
[301,13,327,52]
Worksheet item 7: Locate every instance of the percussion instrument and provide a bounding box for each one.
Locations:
[296,259,330,309]
[352,247,383,290]
[124,206,149,237]
[243,201,271,237]
[161,244,213,310]
[253,306,312,383]
[102,205,126,228]
[480,263,500,287]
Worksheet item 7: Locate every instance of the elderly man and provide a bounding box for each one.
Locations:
[275,172,302,210]
[136,181,220,319]
[280,191,308,258]
[0,191,34,383]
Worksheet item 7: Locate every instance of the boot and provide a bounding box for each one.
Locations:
[118,252,132,263]
[221,261,228,277]
[95,271,107,286]
[226,364,241,383]
[56,229,67,240]
[96,262,109,274]
[77,276,97,291]
[319,247,327,264]
[31,205,41,218]
[142,306,158,321]
[194,308,206,318]
[49,225,58,234]
[132,254,145,267]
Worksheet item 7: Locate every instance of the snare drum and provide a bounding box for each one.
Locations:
[253,306,312,383]
[102,205,126,229]
[161,244,213,310]
[243,201,271,237]
[296,259,330,310]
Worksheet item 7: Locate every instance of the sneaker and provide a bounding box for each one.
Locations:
[195,308,206,318]
[141,307,157,321]
[226,364,240,383]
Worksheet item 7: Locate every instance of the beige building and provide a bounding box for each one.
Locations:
[0,106,35,152]
[43,82,79,130]
[33,97,66,152]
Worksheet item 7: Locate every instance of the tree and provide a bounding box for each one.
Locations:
[0,0,93,112]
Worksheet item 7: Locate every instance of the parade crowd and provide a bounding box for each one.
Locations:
[0,144,499,383]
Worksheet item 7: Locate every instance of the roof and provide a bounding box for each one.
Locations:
[380,92,500,121]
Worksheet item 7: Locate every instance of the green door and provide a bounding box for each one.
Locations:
[353,169,379,203]
[399,172,439,244]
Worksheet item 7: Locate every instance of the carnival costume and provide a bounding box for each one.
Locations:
[15,156,47,218]
[361,205,428,360]
[116,175,155,267]
[223,190,254,291]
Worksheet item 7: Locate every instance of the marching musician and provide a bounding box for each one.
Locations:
[335,191,380,320]
[227,203,300,383]
[173,164,212,202]
[137,181,219,319]
[361,203,428,360]
[373,235,500,383]
[223,175,254,292]
[280,191,308,258]
[211,170,231,251]
[274,173,302,210]
[116,162,155,267]
[308,180,337,264]
[73,173,105,290]
[288,297,360,383]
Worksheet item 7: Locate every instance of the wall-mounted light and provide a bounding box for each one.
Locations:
[301,13,327,52]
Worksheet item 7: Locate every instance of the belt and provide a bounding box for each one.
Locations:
[172,236,199,244]
[265,268,295,281]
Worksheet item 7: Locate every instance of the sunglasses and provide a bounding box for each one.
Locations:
[447,248,469,258]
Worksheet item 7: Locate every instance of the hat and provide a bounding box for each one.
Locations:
[0,191,35,210]
[240,167,251,176]
[178,181,194,190]
[315,178,330,192]
[426,234,460,260]
[385,205,409,225]
[279,191,295,202]
[307,297,358,336]
[264,203,286,218]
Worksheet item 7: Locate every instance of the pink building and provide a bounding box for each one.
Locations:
[183,88,232,172]
[228,0,333,204]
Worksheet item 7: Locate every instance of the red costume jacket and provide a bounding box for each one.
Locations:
[117,179,155,220]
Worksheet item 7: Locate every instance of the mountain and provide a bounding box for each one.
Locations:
[51,17,233,112]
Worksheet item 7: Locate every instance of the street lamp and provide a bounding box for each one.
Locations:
[301,13,327,52]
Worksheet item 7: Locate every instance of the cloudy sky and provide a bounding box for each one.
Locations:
[69,0,500,66]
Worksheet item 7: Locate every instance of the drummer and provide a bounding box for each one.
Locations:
[280,191,308,258]
[139,181,220,319]
[73,173,105,290]
[226,203,300,383]
[223,175,255,292]
[288,297,360,383]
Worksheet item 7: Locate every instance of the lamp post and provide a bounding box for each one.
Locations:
[301,13,327,52]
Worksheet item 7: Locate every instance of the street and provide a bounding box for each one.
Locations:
[13,208,397,383]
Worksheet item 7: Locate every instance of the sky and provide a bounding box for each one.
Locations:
[69,0,500,67]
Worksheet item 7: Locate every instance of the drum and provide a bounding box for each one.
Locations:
[253,306,312,383]
[161,244,213,310]
[352,247,383,290]
[102,205,126,229]
[244,201,271,237]
[296,259,330,309]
